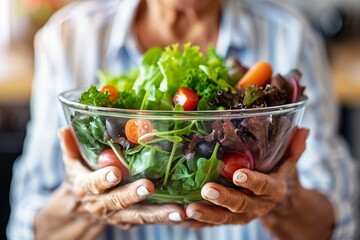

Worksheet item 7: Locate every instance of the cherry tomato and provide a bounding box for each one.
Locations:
[220,152,250,180]
[125,119,154,144]
[99,85,118,102]
[173,87,199,111]
[98,148,129,179]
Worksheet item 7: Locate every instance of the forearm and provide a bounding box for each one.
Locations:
[261,188,335,240]
[34,183,105,240]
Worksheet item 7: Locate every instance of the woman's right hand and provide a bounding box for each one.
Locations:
[34,128,186,239]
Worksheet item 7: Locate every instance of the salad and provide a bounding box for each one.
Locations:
[63,44,306,204]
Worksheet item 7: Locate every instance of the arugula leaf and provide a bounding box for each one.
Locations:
[172,164,196,191]
[195,142,223,188]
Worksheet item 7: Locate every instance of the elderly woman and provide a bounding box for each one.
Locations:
[7,0,358,239]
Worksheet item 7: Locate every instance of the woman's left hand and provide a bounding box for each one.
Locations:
[185,127,334,239]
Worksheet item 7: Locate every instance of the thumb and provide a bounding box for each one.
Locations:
[278,127,309,174]
[58,128,82,160]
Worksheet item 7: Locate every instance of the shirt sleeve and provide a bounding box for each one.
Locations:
[6,26,65,240]
[297,26,359,239]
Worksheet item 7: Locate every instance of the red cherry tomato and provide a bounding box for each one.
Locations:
[99,85,118,102]
[125,119,154,144]
[98,149,129,179]
[173,87,199,111]
[220,152,250,180]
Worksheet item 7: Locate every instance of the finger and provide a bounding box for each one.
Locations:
[107,204,186,225]
[200,183,275,215]
[232,169,286,202]
[186,202,253,225]
[58,128,81,159]
[277,128,309,173]
[103,179,155,211]
[73,166,122,197]
[59,128,91,180]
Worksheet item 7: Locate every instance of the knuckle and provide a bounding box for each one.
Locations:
[88,176,102,195]
[106,192,128,210]
[253,179,271,195]
[83,200,106,216]
[127,210,145,224]
[231,195,251,213]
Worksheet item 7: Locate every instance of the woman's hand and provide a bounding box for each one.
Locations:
[184,128,334,239]
[34,128,186,240]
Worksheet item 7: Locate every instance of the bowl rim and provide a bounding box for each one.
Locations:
[58,88,308,119]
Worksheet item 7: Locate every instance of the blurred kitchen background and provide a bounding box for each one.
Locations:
[0,0,360,239]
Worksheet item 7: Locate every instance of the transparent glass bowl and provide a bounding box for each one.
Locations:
[59,89,307,204]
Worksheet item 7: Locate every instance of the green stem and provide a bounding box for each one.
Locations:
[107,140,130,169]
[169,156,186,176]
[140,87,151,110]
[138,120,197,141]
[163,142,177,185]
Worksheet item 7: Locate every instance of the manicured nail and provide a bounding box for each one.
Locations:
[235,171,247,183]
[106,170,118,183]
[137,185,150,197]
[168,212,182,221]
[188,211,202,219]
[204,188,220,199]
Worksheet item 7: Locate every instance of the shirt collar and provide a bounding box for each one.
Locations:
[105,0,141,66]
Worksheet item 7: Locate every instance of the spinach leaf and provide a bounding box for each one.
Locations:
[140,85,173,110]
[129,147,169,179]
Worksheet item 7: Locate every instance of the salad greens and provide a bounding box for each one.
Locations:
[68,44,306,204]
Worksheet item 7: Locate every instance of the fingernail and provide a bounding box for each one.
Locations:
[235,171,248,183]
[106,170,118,183]
[168,212,182,221]
[203,188,220,199]
[188,211,202,219]
[136,185,150,197]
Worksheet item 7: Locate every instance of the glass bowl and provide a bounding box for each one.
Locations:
[59,89,307,204]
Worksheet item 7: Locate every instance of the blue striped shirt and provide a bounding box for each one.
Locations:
[7,0,359,239]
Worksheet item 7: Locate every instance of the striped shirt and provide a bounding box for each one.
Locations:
[7,0,359,239]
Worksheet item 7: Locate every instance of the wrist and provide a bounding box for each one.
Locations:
[262,187,335,240]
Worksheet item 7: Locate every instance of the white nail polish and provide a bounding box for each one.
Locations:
[106,171,118,183]
[204,188,220,199]
[189,211,202,219]
[137,185,150,196]
[168,212,182,221]
[235,172,248,183]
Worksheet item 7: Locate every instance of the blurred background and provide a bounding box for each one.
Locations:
[0,0,359,239]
